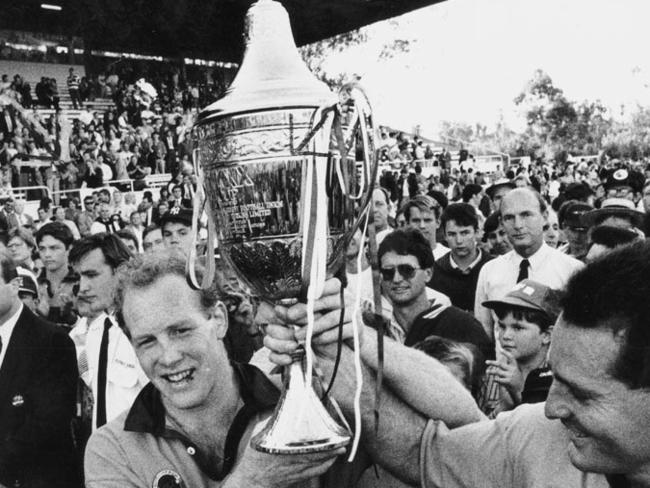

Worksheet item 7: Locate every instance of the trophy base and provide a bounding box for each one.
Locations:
[250,358,351,455]
[252,435,351,455]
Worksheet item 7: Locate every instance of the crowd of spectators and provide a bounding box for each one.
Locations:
[2,63,650,487]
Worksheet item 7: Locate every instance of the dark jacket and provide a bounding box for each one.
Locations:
[0,306,79,488]
[428,250,493,312]
[405,304,493,359]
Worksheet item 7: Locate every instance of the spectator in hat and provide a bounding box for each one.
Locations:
[485,178,515,213]
[584,198,645,233]
[160,206,195,255]
[585,225,641,263]
[15,266,40,313]
[482,212,512,257]
[480,280,561,417]
[557,201,593,260]
[603,168,638,201]
[552,182,595,212]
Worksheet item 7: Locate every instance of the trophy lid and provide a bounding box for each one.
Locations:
[196,0,337,124]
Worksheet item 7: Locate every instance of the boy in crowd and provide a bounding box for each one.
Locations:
[479,279,560,416]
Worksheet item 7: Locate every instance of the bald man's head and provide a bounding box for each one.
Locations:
[499,188,547,257]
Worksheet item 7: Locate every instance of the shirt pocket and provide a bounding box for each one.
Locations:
[107,357,140,388]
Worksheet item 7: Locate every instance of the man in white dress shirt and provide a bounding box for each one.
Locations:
[69,233,147,429]
[474,188,583,340]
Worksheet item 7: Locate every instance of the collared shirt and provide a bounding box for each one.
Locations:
[449,248,484,274]
[85,312,148,428]
[0,303,23,370]
[84,363,363,487]
[432,243,450,261]
[384,292,451,344]
[474,243,583,336]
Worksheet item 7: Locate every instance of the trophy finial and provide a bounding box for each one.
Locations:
[198,0,335,122]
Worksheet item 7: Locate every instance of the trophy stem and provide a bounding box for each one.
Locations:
[251,348,351,454]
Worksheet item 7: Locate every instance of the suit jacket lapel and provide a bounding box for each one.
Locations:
[0,308,31,406]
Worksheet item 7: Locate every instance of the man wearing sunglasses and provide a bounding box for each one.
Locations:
[377,228,491,357]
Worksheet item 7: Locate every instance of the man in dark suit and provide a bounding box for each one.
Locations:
[0,252,79,488]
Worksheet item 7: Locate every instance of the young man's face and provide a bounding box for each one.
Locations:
[380,251,432,306]
[38,235,69,273]
[123,274,228,413]
[163,222,193,255]
[445,221,477,260]
[496,311,550,363]
[372,189,389,231]
[407,207,437,246]
[74,248,117,316]
[143,228,165,254]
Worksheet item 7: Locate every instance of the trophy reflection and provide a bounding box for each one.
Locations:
[193,0,376,454]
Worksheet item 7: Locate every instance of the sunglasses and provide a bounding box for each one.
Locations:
[380,264,421,281]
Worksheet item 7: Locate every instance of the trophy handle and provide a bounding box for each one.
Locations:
[186,146,216,291]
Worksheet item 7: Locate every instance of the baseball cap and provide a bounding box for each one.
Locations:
[558,201,593,229]
[16,267,38,297]
[483,279,561,323]
[583,198,644,229]
[159,206,193,228]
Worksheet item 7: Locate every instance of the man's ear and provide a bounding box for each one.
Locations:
[8,277,21,294]
[423,267,433,283]
[542,325,553,346]
[210,301,229,339]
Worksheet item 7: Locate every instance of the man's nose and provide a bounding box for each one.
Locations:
[544,381,570,420]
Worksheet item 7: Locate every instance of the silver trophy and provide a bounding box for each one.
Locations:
[192,0,377,454]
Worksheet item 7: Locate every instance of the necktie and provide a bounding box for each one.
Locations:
[517,258,530,283]
[96,318,112,428]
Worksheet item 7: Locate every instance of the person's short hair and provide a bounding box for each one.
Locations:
[402,195,441,221]
[7,227,35,249]
[589,225,639,249]
[374,187,390,205]
[440,203,479,231]
[142,224,161,242]
[414,335,482,392]
[492,306,554,333]
[461,184,482,203]
[378,228,434,269]
[115,250,220,338]
[116,229,138,249]
[69,233,133,270]
[0,251,18,283]
[561,240,650,388]
[35,222,74,248]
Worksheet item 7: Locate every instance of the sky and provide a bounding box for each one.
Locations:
[320,0,650,138]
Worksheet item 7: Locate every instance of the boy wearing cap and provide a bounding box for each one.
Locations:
[479,279,560,417]
[160,206,196,255]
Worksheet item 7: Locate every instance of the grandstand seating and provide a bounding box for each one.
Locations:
[0,60,116,122]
